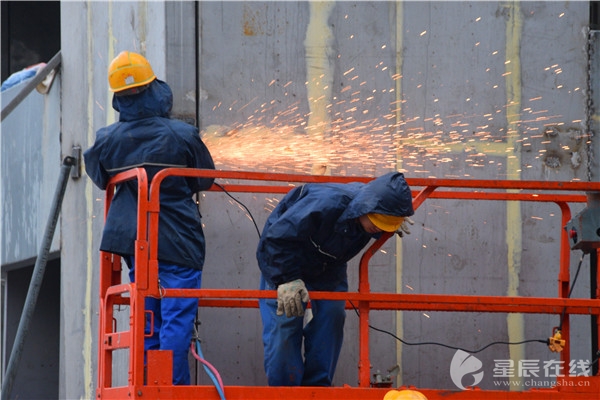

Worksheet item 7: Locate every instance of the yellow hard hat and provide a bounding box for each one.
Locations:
[108,51,156,93]
[383,389,428,400]
[367,213,405,232]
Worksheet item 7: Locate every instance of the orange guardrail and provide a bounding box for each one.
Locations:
[97,168,600,399]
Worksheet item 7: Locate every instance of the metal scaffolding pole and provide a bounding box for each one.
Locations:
[1,156,75,400]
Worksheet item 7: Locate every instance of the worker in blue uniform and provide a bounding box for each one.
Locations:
[84,51,215,385]
[256,172,414,386]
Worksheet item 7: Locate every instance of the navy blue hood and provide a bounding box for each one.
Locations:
[339,172,414,223]
[112,79,173,121]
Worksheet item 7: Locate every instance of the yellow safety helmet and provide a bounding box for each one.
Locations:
[108,51,156,93]
[383,389,428,400]
[367,213,406,232]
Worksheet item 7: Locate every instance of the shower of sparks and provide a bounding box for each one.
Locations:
[200,16,580,180]
[201,111,401,175]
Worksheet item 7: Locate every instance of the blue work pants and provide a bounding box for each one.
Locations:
[128,258,202,385]
[259,275,347,386]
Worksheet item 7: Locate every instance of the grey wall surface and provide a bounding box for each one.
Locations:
[51,1,597,397]
[1,76,62,267]
[395,1,591,390]
[196,1,593,390]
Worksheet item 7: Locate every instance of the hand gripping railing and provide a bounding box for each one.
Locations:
[97,168,600,399]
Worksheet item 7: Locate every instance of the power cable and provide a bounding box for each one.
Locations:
[558,251,585,331]
[349,301,547,354]
[212,182,262,238]
[555,251,600,375]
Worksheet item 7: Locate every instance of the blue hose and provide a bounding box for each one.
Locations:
[194,339,226,400]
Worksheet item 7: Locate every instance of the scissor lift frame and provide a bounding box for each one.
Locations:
[96,168,600,399]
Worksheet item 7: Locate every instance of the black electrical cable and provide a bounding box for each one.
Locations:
[578,351,600,377]
[349,301,547,354]
[558,251,585,331]
[212,182,262,238]
[568,252,586,298]
[556,251,600,375]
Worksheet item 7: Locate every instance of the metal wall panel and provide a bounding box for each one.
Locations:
[399,2,590,390]
[195,1,592,390]
[1,76,61,267]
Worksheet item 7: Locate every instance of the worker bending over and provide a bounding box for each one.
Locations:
[256,172,414,386]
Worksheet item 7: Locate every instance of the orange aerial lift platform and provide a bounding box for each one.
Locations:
[96,168,600,399]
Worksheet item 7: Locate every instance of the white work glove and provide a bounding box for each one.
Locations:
[397,217,415,237]
[276,279,310,318]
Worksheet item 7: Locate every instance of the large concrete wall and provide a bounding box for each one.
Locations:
[196,1,592,390]
[396,2,591,390]
[55,1,595,397]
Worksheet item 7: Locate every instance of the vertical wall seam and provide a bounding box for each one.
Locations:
[82,2,96,397]
[503,1,524,390]
[393,0,405,386]
[304,1,335,175]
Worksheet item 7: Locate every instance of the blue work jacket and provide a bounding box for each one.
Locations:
[256,172,414,287]
[84,79,215,270]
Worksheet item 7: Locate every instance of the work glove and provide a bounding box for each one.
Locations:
[276,279,310,318]
[397,217,415,237]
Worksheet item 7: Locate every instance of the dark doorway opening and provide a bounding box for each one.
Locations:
[3,258,60,400]
[1,1,60,82]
